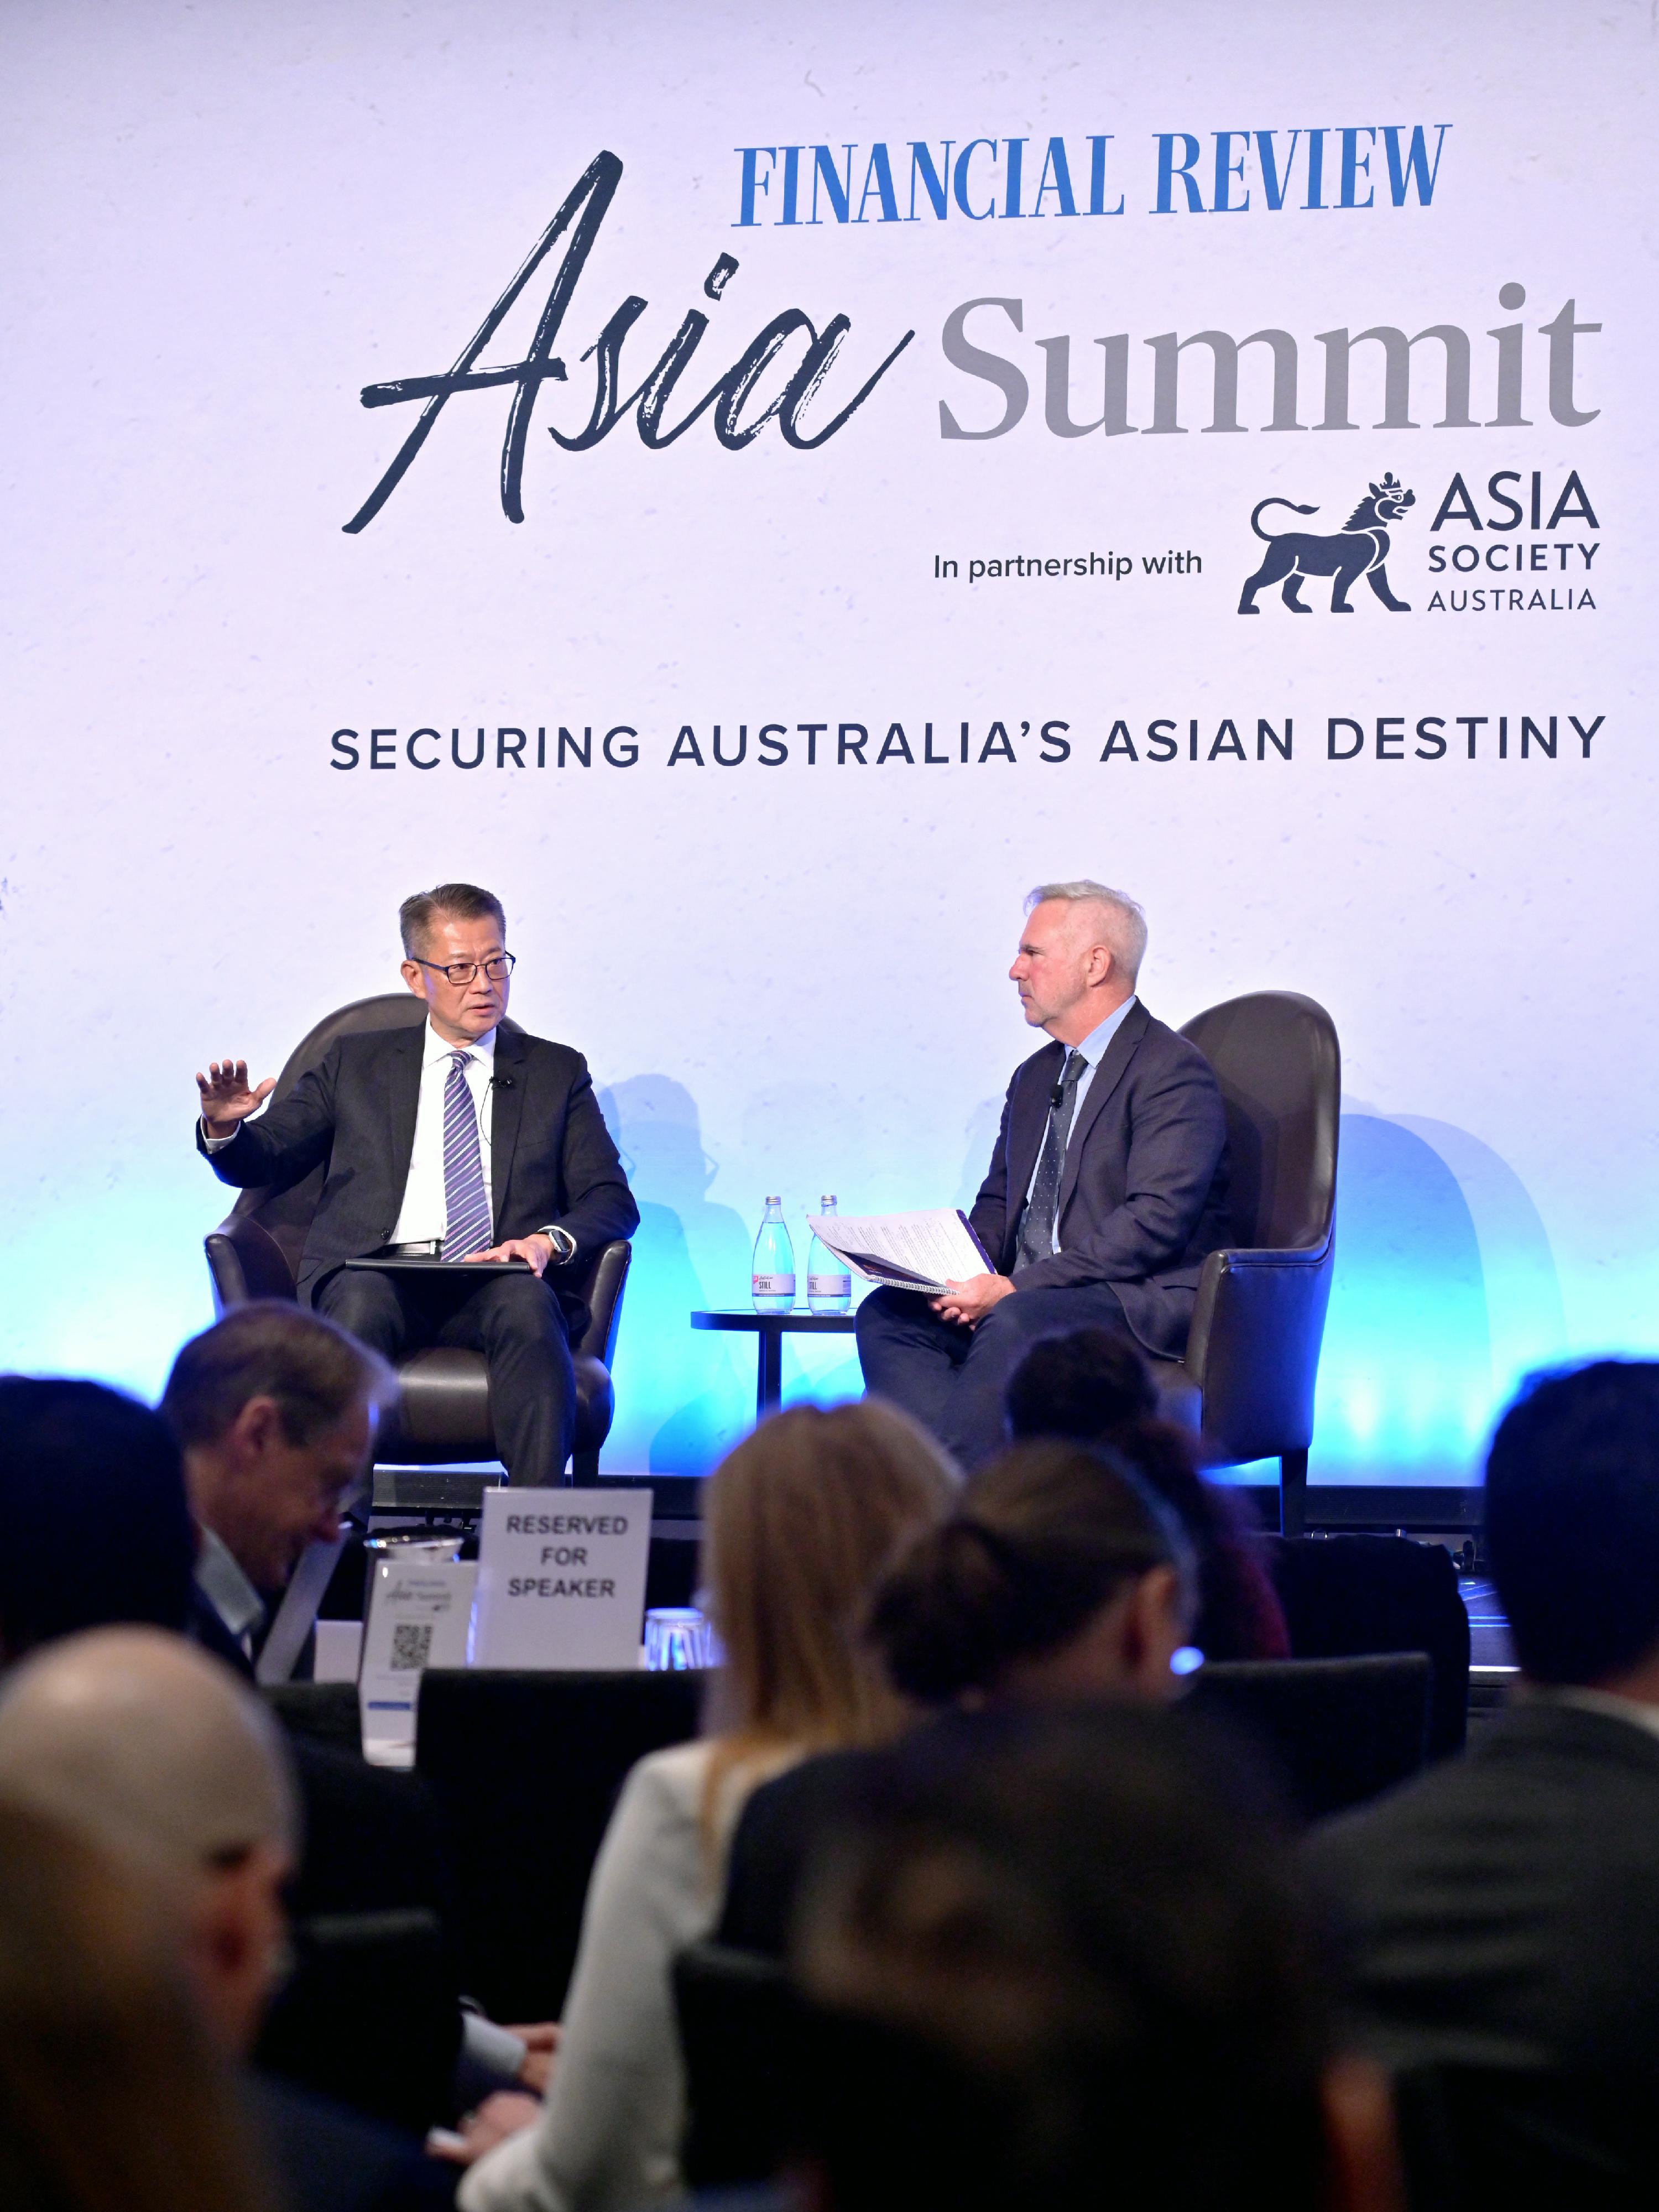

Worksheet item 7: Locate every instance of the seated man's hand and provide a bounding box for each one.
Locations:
[429,2091,541,2164]
[195,1058,276,1139]
[505,2021,560,2094]
[465,1234,554,1276]
[932,1273,1016,1328]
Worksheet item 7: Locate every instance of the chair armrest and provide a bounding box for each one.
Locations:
[205,1213,299,1312]
[576,1240,633,1364]
[1186,1239,1334,1466]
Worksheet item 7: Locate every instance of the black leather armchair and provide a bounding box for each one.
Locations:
[201,993,631,1484]
[1148,991,1340,1538]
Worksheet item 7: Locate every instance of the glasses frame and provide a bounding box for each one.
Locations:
[413,952,517,987]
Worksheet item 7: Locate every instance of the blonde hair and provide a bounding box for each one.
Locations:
[700,1401,957,1817]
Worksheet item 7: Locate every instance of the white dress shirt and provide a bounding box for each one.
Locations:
[194,1526,265,1657]
[389,1020,497,1246]
[203,1014,575,1259]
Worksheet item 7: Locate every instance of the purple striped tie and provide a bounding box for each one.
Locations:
[441,1050,494,1260]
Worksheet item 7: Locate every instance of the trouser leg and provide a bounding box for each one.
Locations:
[314,1266,414,1363]
[855,1288,974,1456]
[439,1272,576,1488]
[940,1284,1133,1470]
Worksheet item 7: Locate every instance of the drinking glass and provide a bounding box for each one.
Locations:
[644,1606,717,1671]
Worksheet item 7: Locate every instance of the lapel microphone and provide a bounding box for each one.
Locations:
[492,1074,515,1089]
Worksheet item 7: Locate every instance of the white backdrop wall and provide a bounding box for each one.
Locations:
[4,0,1655,1483]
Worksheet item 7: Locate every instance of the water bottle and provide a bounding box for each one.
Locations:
[807,1194,853,1314]
[752,1197,796,1313]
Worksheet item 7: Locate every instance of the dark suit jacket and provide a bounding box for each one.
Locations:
[244,2071,457,2211]
[717,1747,878,1959]
[1307,1698,1659,2073]
[968,1000,1230,1358]
[199,1022,638,1317]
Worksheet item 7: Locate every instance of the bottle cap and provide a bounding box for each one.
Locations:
[820,1194,837,1207]
[764,1195,781,1205]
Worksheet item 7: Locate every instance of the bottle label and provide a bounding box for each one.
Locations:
[752,1274,796,1297]
[808,1274,852,1296]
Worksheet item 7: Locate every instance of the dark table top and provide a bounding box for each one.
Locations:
[690,1308,859,1332]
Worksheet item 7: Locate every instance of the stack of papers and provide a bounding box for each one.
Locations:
[805,1209,994,1296]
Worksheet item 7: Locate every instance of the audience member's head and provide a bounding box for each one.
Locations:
[0,1379,196,1660]
[702,1401,957,1778]
[1486,1359,1659,1688]
[0,1793,270,2212]
[870,1439,1194,1705]
[1005,1328,1290,1662]
[161,1303,394,1592]
[791,1705,1398,2212]
[0,1628,298,2055]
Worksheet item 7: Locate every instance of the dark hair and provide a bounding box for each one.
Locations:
[0,1796,270,2212]
[398,881,506,958]
[869,1440,1188,1702]
[1485,1360,1659,1684]
[0,1381,195,1658]
[1005,1324,1157,1435]
[1005,1331,1290,1662]
[160,1303,393,1451]
[792,1704,1332,2212]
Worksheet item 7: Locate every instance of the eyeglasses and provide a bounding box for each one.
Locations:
[414,953,517,986]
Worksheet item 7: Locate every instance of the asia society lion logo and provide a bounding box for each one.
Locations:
[1238,473,1416,615]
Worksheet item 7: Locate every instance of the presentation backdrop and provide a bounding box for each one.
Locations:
[6,1,1655,1485]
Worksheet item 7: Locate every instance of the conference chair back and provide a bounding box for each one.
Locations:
[674,1939,799,2190]
[414,1666,706,2020]
[1262,1532,1470,1758]
[1187,1653,1432,1821]
[1393,2060,1659,2212]
[263,1679,364,1757]
[1160,990,1341,1535]
[201,991,631,1479]
[255,1905,461,2137]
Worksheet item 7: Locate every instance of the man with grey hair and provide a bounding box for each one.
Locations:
[857,881,1230,1467]
[163,1302,394,1673]
[189,881,639,1486]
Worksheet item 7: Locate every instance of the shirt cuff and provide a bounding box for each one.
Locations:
[200,1118,240,1153]
[461,2009,529,2080]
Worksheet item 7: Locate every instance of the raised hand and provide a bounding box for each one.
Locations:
[195,1057,276,1139]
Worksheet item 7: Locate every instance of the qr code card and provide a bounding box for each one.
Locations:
[389,1621,434,1672]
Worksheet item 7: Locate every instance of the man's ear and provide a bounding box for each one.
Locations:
[189,1844,292,2056]
[229,1395,283,1465]
[1321,2055,1406,2212]
[400,957,430,1002]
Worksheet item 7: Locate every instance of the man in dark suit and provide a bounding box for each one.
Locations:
[856,880,1229,1467]
[1308,1362,1659,2098]
[160,1303,393,1671]
[194,883,638,1486]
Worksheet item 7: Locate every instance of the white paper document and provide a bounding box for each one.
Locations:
[469,1488,653,1670]
[806,1209,994,1296]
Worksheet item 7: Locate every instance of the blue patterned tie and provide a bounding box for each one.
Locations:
[1014,1049,1086,1269]
[441,1050,494,1260]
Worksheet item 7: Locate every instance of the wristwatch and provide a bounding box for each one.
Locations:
[536,1225,577,1264]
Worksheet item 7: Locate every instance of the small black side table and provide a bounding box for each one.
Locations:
[690,1308,859,1418]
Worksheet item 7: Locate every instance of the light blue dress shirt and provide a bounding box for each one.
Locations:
[1020,995,1139,1255]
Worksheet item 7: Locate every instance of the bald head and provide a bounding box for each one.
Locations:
[0,1627,296,1886]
